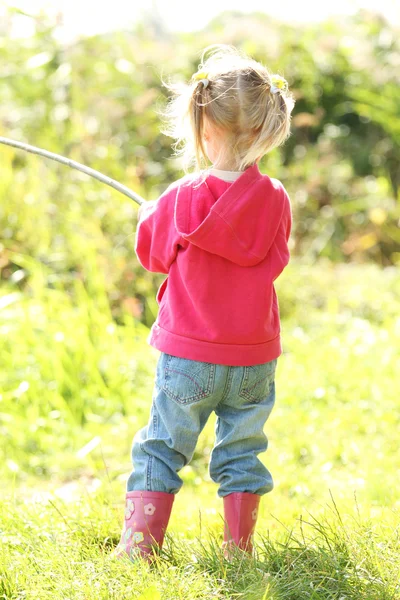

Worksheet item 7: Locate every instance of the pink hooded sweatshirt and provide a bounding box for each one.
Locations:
[135,163,291,366]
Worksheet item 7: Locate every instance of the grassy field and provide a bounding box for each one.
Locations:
[1,260,399,599]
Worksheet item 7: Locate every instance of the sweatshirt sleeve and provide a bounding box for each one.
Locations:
[283,190,292,244]
[135,187,182,274]
[270,188,292,281]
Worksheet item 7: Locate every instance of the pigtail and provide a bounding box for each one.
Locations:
[190,80,208,168]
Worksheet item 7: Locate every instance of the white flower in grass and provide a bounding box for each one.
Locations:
[125,499,135,519]
[144,503,156,515]
[252,508,258,521]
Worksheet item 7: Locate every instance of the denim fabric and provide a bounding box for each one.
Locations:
[127,353,277,497]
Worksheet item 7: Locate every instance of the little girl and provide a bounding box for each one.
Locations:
[116,45,294,561]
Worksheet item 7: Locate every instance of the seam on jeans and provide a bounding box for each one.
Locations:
[217,366,234,407]
[146,410,157,491]
[146,455,153,490]
[241,366,250,393]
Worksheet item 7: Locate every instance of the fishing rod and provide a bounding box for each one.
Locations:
[0,136,146,206]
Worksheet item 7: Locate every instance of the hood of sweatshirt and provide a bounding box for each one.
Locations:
[174,164,288,267]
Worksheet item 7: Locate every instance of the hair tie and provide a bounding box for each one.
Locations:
[270,74,288,94]
[192,70,210,89]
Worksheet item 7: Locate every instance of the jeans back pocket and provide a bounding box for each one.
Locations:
[238,359,277,404]
[159,354,216,405]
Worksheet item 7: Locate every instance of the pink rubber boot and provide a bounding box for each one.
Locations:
[115,491,175,561]
[222,492,260,557]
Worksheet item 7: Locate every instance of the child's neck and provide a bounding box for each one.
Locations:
[212,161,241,171]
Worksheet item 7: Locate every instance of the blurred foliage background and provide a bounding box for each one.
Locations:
[0,7,399,487]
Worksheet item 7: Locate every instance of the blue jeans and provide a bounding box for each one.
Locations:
[127,353,277,497]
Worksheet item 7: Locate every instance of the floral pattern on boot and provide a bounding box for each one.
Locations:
[144,503,156,516]
[125,499,135,519]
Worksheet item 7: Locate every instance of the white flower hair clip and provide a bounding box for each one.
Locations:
[192,70,210,88]
[270,74,288,94]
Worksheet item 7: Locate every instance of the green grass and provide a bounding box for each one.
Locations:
[1,492,399,599]
[1,260,400,598]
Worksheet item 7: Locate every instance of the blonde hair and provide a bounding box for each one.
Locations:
[162,44,295,171]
